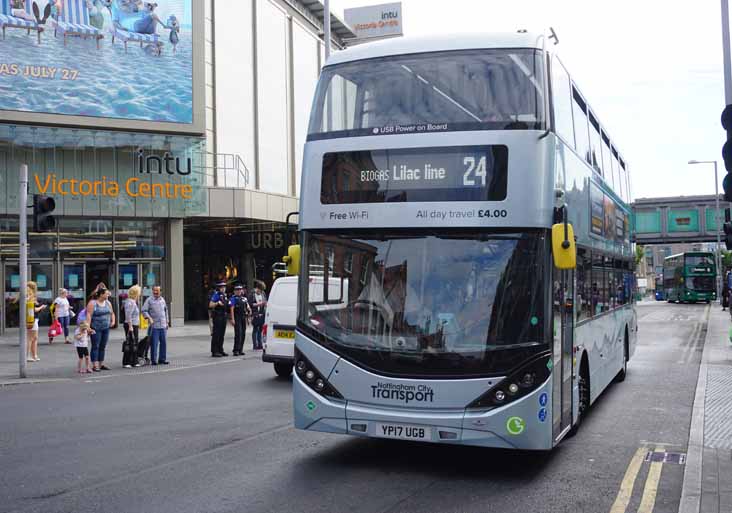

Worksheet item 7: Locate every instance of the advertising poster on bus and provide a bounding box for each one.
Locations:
[590,182,604,236]
[0,0,194,127]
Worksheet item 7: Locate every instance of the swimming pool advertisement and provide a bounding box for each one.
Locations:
[0,0,203,134]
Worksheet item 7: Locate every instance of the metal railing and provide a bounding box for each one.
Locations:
[197,152,252,189]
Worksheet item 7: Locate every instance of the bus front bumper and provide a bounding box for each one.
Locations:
[294,373,554,450]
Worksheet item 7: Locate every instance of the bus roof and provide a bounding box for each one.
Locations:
[327,32,545,67]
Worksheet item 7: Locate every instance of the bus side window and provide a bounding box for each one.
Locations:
[577,249,592,320]
[572,88,591,164]
[551,58,575,148]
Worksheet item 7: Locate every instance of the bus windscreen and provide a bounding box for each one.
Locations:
[320,145,508,204]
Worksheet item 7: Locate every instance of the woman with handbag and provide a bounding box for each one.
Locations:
[86,286,115,372]
[123,285,141,368]
[20,281,46,362]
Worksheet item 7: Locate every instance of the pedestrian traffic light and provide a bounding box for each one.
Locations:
[721,105,732,201]
[724,222,732,250]
[32,194,56,232]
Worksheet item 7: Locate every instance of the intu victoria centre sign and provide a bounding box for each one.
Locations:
[344,2,403,42]
[33,150,195,200]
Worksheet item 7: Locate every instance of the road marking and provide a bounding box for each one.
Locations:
[609,446,646,513]
[637,445,665,513]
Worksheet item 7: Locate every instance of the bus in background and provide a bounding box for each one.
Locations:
[663,252,716,303]
[293,32,637,450]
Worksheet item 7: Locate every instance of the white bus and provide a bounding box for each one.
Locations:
[293,32,637,450]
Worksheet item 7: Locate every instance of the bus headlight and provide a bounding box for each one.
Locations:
[294,347,343,399]
[467,352,552,411]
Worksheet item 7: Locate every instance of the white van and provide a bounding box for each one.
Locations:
[262,276,298,377]
[263,275,349,377]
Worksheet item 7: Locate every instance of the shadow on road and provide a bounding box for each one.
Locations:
[297,435,557,481]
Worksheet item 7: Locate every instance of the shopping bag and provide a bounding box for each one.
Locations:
[48,320,62,338]
[140,314,149,330]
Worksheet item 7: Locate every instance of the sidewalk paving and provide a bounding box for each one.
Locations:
[681,305,732,513]
[0,322,263,384]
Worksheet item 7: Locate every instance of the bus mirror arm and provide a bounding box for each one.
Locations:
[562,209,570,249]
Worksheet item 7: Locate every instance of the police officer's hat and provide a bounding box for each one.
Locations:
[234,284,243,290]
[215,281,227,287]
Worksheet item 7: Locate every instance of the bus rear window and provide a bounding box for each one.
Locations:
[308,49,545,139]
[321,145,508,204]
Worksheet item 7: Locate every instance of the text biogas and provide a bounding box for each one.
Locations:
[33,151,194,200]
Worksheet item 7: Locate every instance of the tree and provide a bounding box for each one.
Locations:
[722,250,732,270]
[634,245,645,266]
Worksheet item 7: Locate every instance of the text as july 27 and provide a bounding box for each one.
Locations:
[0,63,79,81]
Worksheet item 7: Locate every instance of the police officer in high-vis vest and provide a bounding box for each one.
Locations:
[229,284,251,356]
[209,281,229,357]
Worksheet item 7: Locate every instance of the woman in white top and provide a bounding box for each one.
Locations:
[52,288,72,344]
[123,285,141,368]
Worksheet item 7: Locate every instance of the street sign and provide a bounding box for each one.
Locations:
[344,2,403,43]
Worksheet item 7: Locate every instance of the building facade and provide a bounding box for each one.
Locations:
[0,0,353,331]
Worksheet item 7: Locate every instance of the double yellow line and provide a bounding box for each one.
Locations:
[609,445,665,513]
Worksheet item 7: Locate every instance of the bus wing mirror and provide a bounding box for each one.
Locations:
[283,244,301,276]
[552,223,576,269]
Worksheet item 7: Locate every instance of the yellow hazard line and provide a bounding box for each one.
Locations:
[609,447,646,513]
[637,445,665,513]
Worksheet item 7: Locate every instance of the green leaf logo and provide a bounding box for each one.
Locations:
[506,416,525,435]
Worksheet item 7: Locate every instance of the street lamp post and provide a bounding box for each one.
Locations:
[688,160,723,303]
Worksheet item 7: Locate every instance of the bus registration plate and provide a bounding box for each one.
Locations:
[374,422,430,441]
[274,329,295,339]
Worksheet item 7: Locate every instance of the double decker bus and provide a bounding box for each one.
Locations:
[663,252,716,303]
[293,32,637,450]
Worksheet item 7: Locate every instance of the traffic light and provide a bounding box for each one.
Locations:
[32,195,56,232]
[721,105,732,201]
[724,221,732,250]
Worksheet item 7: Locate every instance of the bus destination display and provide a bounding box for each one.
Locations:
[320,145,508,204]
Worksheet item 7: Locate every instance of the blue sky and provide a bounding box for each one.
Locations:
[332,0,727,200]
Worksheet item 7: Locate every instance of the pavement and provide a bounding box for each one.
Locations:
[680,303,732,513]
[0,321,261,385]
[0,301,725,513]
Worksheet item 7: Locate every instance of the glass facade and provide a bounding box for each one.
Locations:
[0,125,208,218]
[0,218,166,329]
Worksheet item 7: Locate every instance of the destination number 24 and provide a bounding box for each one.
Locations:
[463,156,488,186]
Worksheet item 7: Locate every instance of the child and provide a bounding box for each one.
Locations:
[74,321,95,374]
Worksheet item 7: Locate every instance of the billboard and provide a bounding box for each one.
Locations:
[344,2,403,43]
[0,0,204,134]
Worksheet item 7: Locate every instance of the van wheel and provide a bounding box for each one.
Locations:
[274,363,292,378]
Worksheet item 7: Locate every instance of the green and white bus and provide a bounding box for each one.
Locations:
[663,252,716,303]
[293,32,637,450]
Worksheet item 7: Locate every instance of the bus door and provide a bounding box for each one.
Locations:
[552,268,575,441]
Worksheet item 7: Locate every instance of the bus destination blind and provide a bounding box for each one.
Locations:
[320,145,508,204]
